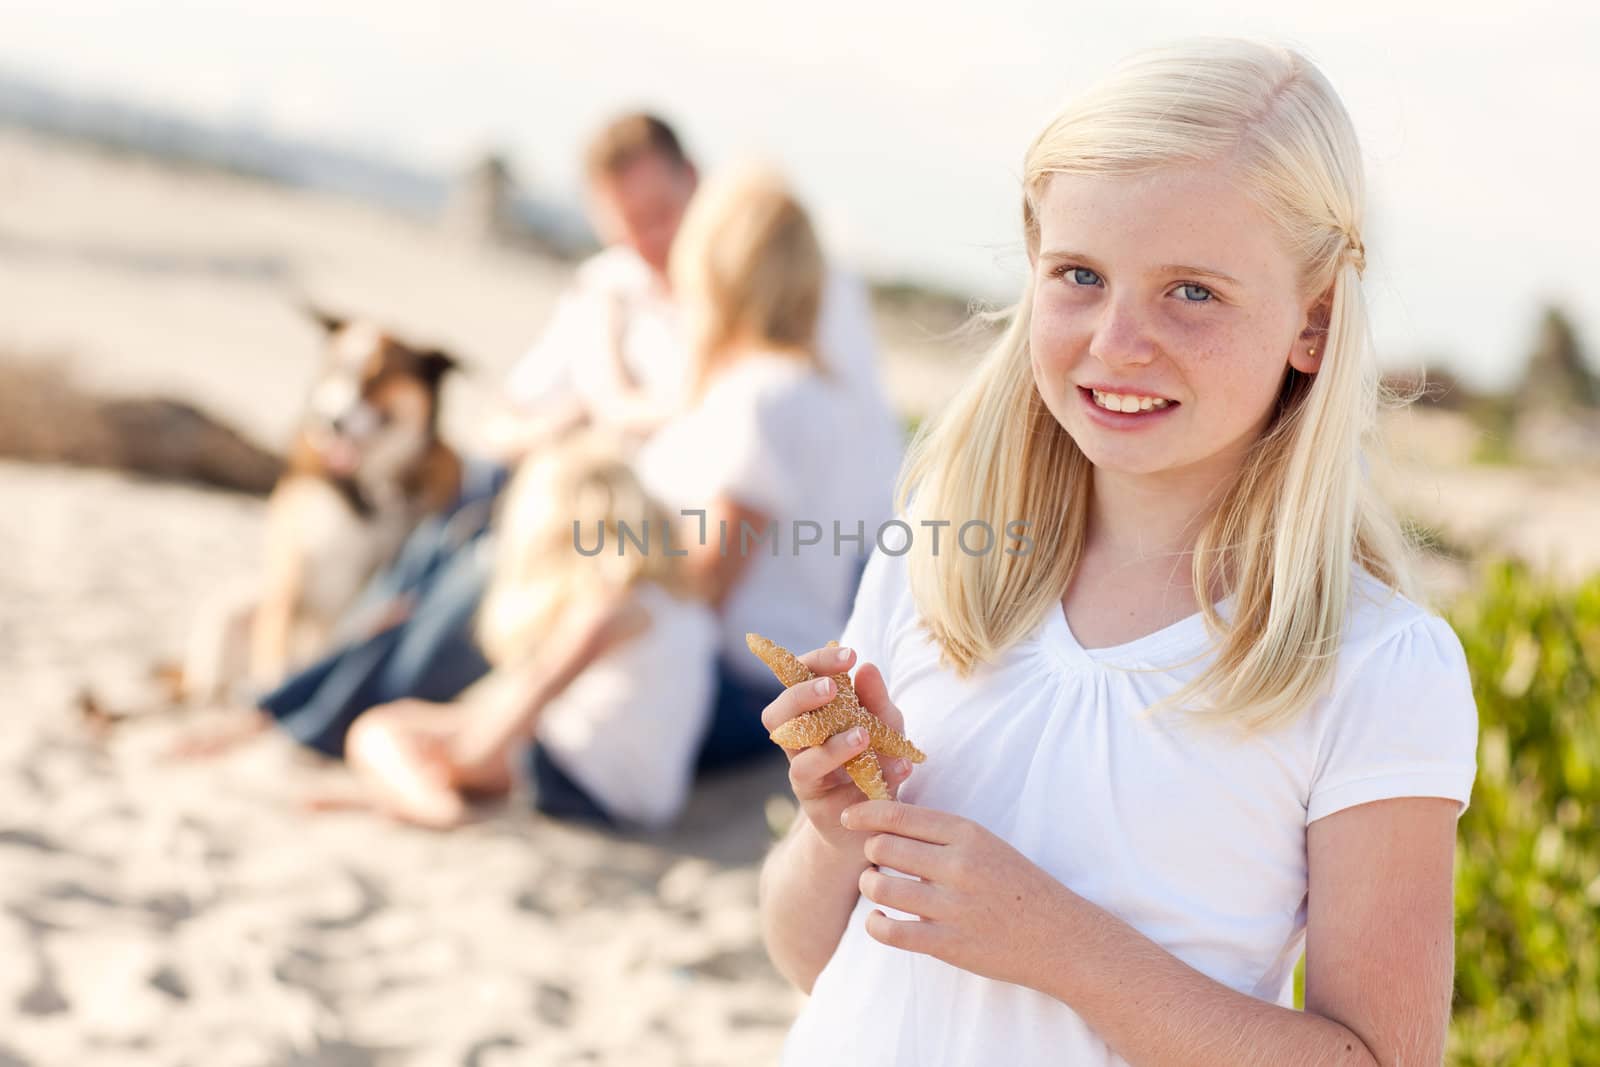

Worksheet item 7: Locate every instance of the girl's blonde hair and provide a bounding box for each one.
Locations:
[668,161,826,398]
[476,432,694,668]
[901,37,1411,730]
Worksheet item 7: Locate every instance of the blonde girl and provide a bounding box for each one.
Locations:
[758,38,1477,1065]
[345,431,717,830]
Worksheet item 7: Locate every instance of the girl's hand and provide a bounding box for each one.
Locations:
[840,800,1076,991]
[761,646,915,861]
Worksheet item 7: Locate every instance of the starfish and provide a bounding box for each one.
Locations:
[745,633,926,800]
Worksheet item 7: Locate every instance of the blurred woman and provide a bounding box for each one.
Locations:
[634,162,903,772]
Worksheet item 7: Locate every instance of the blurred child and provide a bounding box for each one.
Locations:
[344,431,717,830]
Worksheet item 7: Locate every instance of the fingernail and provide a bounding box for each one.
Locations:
[813,678,832,697]
[840,808,852,828]
[849,727,868,745]
[833,646,851,663]
[890,758,910,776]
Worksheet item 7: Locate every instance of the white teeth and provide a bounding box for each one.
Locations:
[1091,389,1172,413]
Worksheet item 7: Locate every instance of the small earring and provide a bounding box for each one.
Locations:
[1308,347,1317,357]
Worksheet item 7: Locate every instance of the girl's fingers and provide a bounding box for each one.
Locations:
[818,753,908,795]
[862,831,946,882]
[761,671,841,734]
[788,725,871,798]
[754,646,912,797]
[858,867,947,921]
[852,663,906,736]
[757,645,857,736]
[796,643,856,677]
[884,755,913,799]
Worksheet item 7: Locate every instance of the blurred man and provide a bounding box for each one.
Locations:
[484,114,695,456]
[484,112,896,461]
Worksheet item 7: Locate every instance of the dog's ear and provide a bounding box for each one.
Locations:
[304,304,347,334]
[417,350,460,384]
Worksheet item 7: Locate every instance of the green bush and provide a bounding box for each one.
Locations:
[1447,561,1600,1065]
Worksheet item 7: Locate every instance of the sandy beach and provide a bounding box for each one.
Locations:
[1,127,1593,1066]
[0,126,979,1067]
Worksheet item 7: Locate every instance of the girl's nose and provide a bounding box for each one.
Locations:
[1087,298,1158,368]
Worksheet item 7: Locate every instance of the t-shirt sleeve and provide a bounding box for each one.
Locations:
[1306,614,1480,824]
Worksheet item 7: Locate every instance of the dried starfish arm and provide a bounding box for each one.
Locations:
[744,633,925,802]
[823,654,924,763]
[841,750,888,801]
[745,633,814,689]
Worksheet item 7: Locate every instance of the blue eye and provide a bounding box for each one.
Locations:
[1070,267,1101,286]
[1177,283,1214,302]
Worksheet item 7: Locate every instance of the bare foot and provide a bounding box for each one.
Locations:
[346,715,469,830]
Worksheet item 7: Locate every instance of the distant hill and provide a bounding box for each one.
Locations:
[0,68,595,258]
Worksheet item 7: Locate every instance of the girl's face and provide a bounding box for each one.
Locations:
[1028,160,1323,485]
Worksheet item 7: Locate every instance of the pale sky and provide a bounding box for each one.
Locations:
[4,0,1597,388]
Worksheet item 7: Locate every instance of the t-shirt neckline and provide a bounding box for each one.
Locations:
[1042,594,1232,670]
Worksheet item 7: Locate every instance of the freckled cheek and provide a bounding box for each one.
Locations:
[1163,319,1264,391]
[1161,312,1231,356]
[1181,332,1294,426]
[1028,302,1089,379]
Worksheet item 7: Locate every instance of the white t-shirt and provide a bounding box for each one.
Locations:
[531,579,718,829]
[504,246,689,419]
[633,352,904,685]
[782,547,1480,1066]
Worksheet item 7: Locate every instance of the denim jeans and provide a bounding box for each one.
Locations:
[260,461,508,758]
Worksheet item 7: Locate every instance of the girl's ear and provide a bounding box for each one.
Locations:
[1290,287,1334,374]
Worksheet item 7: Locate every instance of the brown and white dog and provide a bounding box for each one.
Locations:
[175,309,464,706]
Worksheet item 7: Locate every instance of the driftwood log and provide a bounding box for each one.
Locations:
[0,356,282,495]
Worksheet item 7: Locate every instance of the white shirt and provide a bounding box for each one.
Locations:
[505,246,688,418]
[782,547,1479,1066]
[504,246,894,430]
[532,580,718,829]
[634,352,904,685]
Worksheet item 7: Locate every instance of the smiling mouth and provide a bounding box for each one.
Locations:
[1084,387,1177,414]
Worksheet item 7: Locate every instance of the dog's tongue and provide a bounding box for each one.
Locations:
[324,438,361,476]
